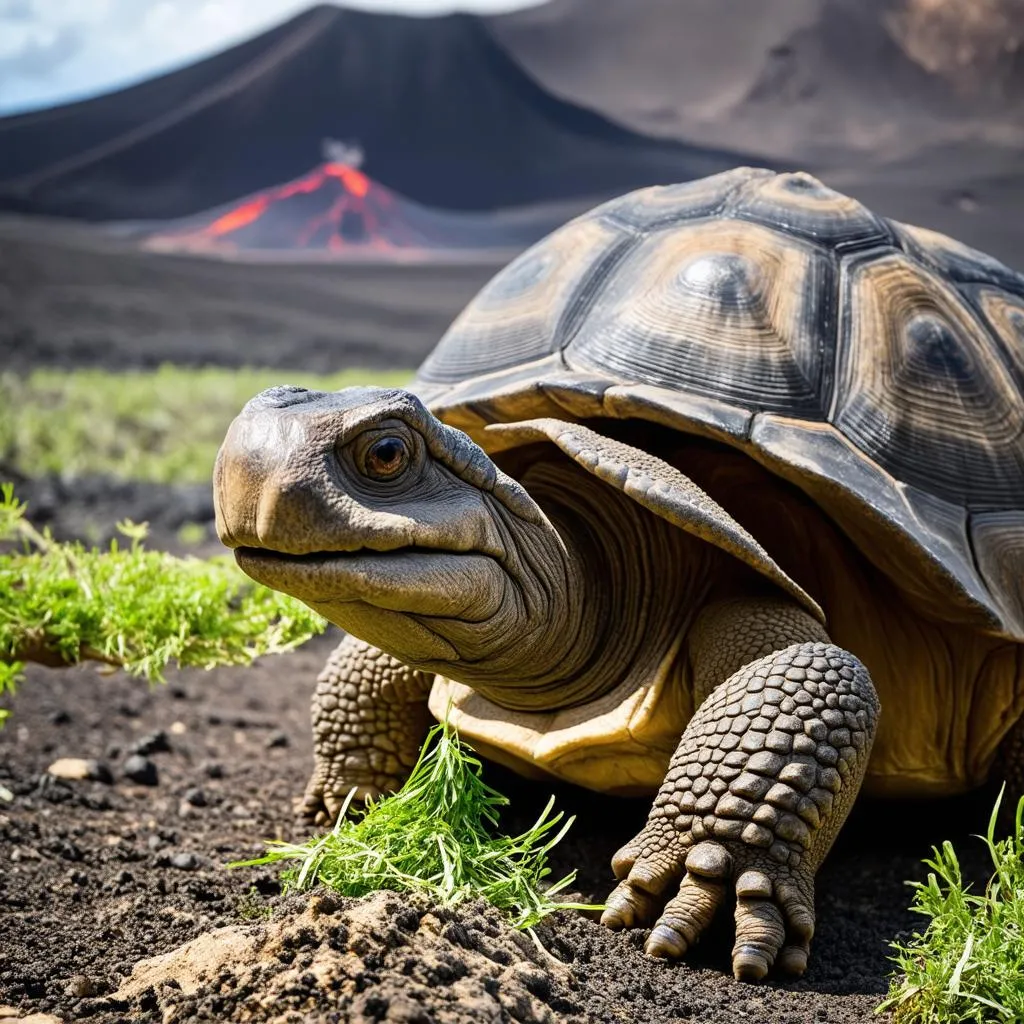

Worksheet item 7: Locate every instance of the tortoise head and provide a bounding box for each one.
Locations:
[215,385,820,709]
[213,386,575,679]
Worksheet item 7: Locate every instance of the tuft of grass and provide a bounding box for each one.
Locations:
[0,483,326,723]
[0,365,411,484]
[879,787,1024,1023]
[232,718,599,930]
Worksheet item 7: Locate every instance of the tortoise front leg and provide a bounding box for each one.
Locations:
[299,633,434,824]
[601,600,880,981]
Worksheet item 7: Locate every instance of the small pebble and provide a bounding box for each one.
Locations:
[183,787,207,807]
[122,755,158,786]
[56,839,83,862]
[49,709,71,726]
[203,762,224,779]
[131,731,170,756]
[169,721,187,735]
[66,974,95,998]
[47,758,88,781]
[265,730,289,749]
[169,852,198,871]
[46,758,112,784]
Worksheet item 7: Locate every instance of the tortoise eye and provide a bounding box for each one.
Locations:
[363,436,410,480]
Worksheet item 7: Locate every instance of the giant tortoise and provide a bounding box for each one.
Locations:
[213,168,1024,981]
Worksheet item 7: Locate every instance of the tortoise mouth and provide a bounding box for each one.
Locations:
[234,544,441,565]
[233,545,511,622]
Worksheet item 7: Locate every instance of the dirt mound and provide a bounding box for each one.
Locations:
[0,5,750,223]
[492,0,1024,162]
[92,892,578,1024]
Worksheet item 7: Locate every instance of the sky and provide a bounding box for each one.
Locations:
[0,0,541,115]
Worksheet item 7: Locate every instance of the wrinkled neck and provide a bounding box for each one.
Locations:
[461,457,719,711]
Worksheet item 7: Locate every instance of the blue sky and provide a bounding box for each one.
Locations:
[0,0,540,115]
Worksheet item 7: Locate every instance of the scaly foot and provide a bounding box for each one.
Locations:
[601,642,879,980]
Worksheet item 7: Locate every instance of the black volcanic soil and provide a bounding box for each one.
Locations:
[0,486,1002,1024]
[0,217,502,373]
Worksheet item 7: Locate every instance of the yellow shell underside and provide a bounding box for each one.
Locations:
[428,638,692,798]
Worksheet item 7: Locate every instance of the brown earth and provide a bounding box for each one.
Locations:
[0,491,1001,1023]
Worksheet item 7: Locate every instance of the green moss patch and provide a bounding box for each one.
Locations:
[0,485,326,724]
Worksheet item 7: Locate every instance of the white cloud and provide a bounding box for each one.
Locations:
[0,0,541,114]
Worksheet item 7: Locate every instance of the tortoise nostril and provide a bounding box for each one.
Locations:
[242,385,315,413]
[245,385,313,412]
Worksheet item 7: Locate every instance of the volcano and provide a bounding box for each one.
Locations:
[0,4,755,223]
[145,161,572,256]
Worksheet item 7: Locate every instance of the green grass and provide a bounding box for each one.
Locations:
[0,365,412,484]
[879,789,1024,1023]
[232,718,599,930]
[0,484,326,724]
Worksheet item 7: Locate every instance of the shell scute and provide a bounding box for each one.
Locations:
[417,215,626,384]
[593,166,770,232]
[565,219,836,417]
[834,249,1024,509]
[726,171,895,251]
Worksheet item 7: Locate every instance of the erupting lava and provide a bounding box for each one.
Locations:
[146,160,561,258]
[151,162,423,253]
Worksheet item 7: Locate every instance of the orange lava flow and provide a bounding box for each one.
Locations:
[183,162,396,249]
[204,196,270,236]
[326,163,370,198]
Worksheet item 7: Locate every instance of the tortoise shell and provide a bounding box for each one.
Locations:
[413,168,1024,642]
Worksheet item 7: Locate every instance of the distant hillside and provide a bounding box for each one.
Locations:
[0,4,753,222]
[492,0,1024,163]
